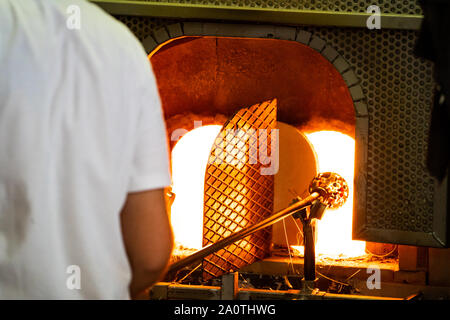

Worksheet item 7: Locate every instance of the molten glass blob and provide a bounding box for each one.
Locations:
[309,172,349,209]
[305,131,366,258]
[170,125,222,249]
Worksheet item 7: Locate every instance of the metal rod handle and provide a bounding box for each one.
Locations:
[303,220,315,281]
[168,192,320,274]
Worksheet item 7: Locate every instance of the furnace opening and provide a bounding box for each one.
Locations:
[170,125,366,258]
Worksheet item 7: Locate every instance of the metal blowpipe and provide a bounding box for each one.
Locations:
[168,172,349,275]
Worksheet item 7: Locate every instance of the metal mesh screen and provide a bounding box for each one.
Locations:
[305,27,435,233]
[123,0,423,15]
[114,16,179,41]
[202,99,276,280]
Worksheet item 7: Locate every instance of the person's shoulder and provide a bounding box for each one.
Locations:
[82,1,148,66]
[29,0,144,61]
[71,0,142,49]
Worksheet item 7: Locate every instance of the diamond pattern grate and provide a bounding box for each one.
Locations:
[202,99,277,280]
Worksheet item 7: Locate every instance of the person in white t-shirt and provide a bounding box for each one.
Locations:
[0,0,173,299]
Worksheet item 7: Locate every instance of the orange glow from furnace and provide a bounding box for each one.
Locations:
[171,127,365,258]
[170,125,222,249]
[305,131,366,258]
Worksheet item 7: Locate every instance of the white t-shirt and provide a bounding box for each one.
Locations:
[0,0,171,299]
